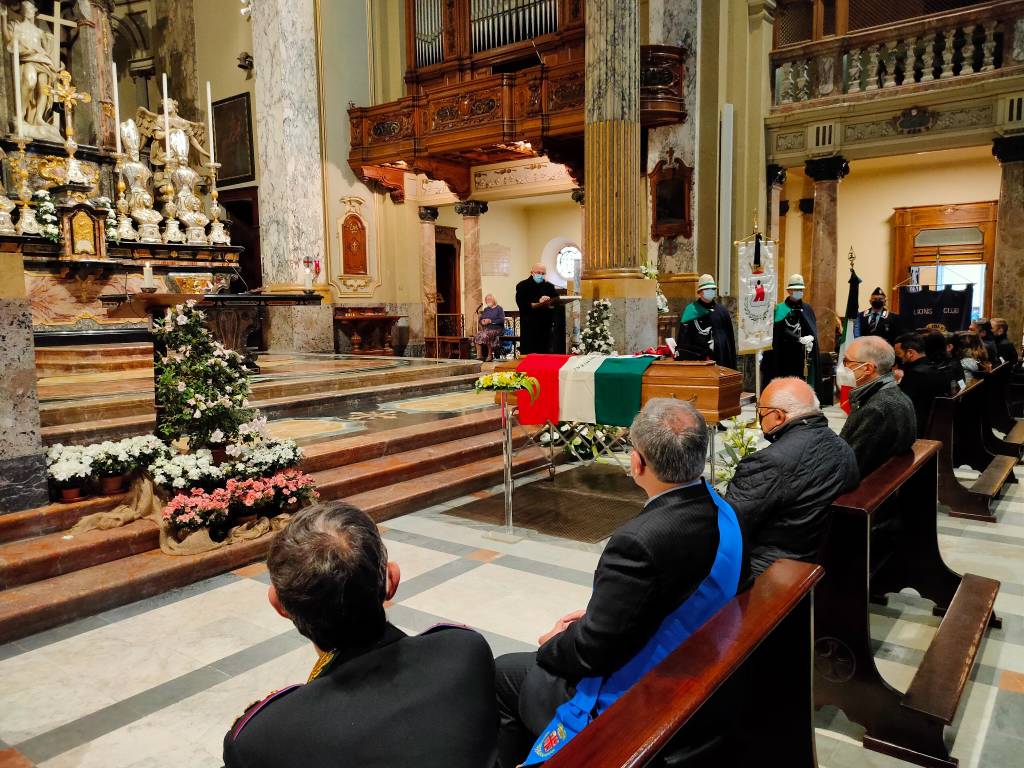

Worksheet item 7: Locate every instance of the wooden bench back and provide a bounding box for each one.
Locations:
[830,440,942,520]
[544,559,823,768]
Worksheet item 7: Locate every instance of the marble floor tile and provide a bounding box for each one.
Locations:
[381,538,459,581]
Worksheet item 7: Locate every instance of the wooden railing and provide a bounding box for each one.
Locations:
[770,0,1024,106]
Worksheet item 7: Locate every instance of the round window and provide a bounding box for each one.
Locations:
[556,245,582,281]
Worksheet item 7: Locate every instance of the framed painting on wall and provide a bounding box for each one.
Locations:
[213,93,256,186]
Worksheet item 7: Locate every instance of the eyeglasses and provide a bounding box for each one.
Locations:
[755,406,787,417]
[842,357,868,368]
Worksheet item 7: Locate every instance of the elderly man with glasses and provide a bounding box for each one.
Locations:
[725,377,859,577]
[838,336,917,476]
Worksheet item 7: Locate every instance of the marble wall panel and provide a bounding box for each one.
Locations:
[266,305,334,353]
[993,161,1024,339]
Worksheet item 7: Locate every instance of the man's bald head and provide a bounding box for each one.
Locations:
[531,263,547,275]
[762,377,820,421]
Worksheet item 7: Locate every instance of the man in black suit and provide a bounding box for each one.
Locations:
[895,332,958,437]
[494,399,744,767]
[223,502,498,768]
[516,263,560,354]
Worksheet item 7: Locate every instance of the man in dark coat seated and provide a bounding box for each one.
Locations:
[991,317,1020,365]
[894,333,958,437]
[516,263,560,354]
[726,377,859,577]
[223,502,498,768]
[839,336,917,476]
[763,274,820,391]
[676,274,737,370]
[494,399,744,768]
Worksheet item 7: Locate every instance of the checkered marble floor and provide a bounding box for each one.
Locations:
[1,405,1022,767]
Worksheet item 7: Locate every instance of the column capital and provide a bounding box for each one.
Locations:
[747,0,778,21]
[571,187,585,206]
[806,155,847,182]
[804,155,850,183]
[767,164,787,189]
[454,200,489,217]
[992,135,1024,164]
[798,197,814,215]
[780,200,791,217]
[418,206,439,223]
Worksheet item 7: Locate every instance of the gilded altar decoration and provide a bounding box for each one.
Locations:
[60,203,106,260]
[70,210,94,255]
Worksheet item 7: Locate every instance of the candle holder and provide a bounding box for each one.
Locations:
[10,136,40,236]
[205,162,231,246]
[140,285,158,294]
[112,153,139,241]
[160,159,185,244]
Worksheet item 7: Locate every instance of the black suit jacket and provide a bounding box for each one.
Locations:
[224,625,497,768]
[899,357,957,437]
[536,483,724,682]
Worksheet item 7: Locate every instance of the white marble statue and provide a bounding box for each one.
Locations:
[119,119,163,243]
[135,100,210,168]
[167,128,209,244]
[2,2,63,141]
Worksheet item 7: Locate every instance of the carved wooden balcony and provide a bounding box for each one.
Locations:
[348,45,686,200]
[770,0,1024,109]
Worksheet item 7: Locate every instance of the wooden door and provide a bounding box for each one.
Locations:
[219,187,262,292]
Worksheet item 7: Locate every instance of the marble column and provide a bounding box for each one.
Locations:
[992,136,1024,339]
[584,0,656,353]
[153,0,199,117]
[72,1,116,148]
[804,156,849,353]
[777,199,790,301]
[767,164,787,241]
[250,0,332,352]
[419,206,439,342]
[798,197,814,300]
[455,200,487,340]
[0,254,48,512]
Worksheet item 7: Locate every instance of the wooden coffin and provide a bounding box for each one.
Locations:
[494,358,742,424]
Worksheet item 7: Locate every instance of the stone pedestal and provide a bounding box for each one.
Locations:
[419,206,439,339]
[0,255,48,513]
[805,156,849,353]
[455,200,487,339]
[992,137,1024,339]
[266,304,334,353]
[583,0,657,353]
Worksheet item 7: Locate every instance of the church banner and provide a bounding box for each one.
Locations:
[898,285,974,331]
[737,237,776,351]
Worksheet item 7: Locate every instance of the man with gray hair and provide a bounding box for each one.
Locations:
[726,377,859,577]
[495,398,744,767]
[839,336,917,475]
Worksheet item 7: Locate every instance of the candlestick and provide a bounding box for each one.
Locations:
[161,73,171,158]
[13,38,24,138]
[112,61,121,154]
[143,262,154,289]
[206,81,215,165]
[303,268,313,291]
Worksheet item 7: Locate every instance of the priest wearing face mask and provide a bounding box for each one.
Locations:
[516,263,561,354]
[855,288,901,344]
[724,377,859,577]
[766,274,820,389]
[837,336,917,477]
[675,274,737,370]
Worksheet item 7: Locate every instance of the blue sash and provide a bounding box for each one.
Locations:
[522,482,743,765]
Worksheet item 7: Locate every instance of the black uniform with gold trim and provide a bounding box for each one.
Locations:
[224,624,498,768]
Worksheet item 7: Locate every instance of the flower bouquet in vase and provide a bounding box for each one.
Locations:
[474,371,540,402]
[46,444,95,502]
[87,441,134,495]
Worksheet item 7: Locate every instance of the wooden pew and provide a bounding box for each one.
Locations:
[926,380,1016,523]
[981,361,1024,457]
[544,559,824,768]
[815,440,1000,768]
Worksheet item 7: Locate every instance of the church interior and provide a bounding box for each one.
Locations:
[1,0,1024,766]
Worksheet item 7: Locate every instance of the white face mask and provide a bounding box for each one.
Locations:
[701,289,717,301]
[836,364,857,389]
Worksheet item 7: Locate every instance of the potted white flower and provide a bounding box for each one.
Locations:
[46,444,95,502]
[87,441,134,495]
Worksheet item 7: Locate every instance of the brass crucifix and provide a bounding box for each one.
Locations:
[42,69,91,143]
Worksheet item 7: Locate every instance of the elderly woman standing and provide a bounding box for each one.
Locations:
[474,294,506,362]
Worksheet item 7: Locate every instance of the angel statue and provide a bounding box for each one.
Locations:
[135,100,209,168]
[167,128,208,244]
[2,1,63,141]
[119,119,163,243]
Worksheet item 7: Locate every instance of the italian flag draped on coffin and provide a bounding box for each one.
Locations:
[514,354,656,427]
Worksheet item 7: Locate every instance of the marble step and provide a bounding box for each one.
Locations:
[34,344,152,362]
[0,451,550,645]
[0,494,127,545]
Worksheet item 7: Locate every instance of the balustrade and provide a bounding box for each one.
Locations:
[771,1,1024,106]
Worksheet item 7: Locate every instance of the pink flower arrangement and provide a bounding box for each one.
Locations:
[163,487,231,532]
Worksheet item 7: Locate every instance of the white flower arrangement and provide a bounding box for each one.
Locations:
[713,420,760,492]
[573,299,615,354]
[227,438,303,479]
[33,189,60,243]
[149,450,226,491]
[91,196,118,242]
[46,444,94,486]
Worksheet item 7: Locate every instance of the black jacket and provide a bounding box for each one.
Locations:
[725,413,859,577]
[515,277,560,354]
[224,624,497,768]
[676,300,738,370]
[537,482,725,682]
[899,357,958,437]
[855,309,902,345]
[995,334,1019,365]
[766,299,821,389]
[840,375,917,476]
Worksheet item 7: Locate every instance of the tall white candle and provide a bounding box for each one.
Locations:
[161,73,171,158]
[206,81,215,165]
[13,37,24,137]
[303,268,313,291]
[111,61,122,154]
[143,262,154,289]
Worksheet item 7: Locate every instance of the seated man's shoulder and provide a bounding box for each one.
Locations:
[225,684,302,751]
[415,624,493,655]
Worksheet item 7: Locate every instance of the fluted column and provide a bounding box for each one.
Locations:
[583,0,656,352]
[455,200,488,340]
[804,155,849,353]
[992,137,1024,339]
[419,206,439,342]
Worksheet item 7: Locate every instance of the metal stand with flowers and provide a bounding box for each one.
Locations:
[474,371,541,541]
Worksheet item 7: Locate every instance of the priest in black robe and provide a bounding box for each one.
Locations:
[856,287,901,344]
[765,273,821,390]
[515,263,560,355]
[676,274,737,370]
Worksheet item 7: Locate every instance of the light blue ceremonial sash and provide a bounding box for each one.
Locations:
[522,482,743,765]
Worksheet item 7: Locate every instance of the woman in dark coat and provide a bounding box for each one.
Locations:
[473,294,506,362]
